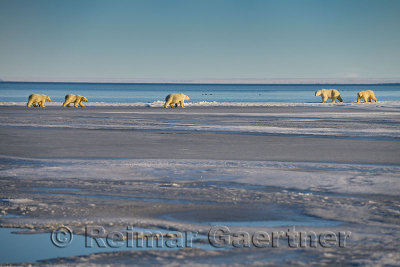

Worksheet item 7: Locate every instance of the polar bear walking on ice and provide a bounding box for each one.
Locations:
[315,89,343,103]
[63,94,88,108]
[164,94,190,108]
[27,94,51,107]
[357,90,377,103]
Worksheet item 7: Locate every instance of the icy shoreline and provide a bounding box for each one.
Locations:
[1,100,400,108]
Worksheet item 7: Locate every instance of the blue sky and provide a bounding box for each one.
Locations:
[0,0,399,81]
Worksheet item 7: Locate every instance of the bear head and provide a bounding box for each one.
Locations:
[184,95,190,101]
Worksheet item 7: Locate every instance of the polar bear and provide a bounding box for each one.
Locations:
[357,90,377,103]
[27,94,51,107]
[63,94,88,108]
[164,93,190,108]
[315,89,343,103]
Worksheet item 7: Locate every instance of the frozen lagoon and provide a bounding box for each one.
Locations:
[0,104,399,265]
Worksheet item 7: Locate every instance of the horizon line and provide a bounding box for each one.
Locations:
[1,77,400,85]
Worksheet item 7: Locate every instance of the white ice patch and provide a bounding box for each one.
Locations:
[1,198,34,204]
[183,125,400,137]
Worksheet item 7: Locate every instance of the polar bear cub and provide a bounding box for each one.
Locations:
[27,94,51,107]
[164,93,190,108]
[63,94,88,108]
[357,90,377,103]
[315,89,343,103]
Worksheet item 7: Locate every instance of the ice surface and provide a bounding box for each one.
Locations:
[1,157,399,196]
[0,103,399,139]
[0,104,399,266]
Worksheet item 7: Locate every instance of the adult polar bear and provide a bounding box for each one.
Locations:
[315,89,343,103]
[164,93,190,108]
[357,90,377,103]
[27,94,51,107]
[63,94,88,108]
